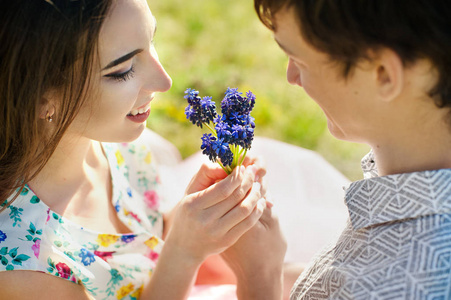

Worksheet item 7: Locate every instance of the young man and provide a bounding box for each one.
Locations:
[254,1,451,299]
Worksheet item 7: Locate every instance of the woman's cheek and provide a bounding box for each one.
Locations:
[104,86,137,113]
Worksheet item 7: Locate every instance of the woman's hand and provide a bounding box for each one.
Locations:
[164,162,266,266]
[146,158,269,299]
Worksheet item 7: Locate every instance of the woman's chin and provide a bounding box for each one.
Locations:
[97,124,147,144]
[123,125,147,143]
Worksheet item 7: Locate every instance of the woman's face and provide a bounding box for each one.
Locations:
[67,0,172,143]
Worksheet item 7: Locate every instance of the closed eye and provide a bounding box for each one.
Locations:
[104,66,135,82]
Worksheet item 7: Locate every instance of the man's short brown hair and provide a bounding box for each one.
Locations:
[254,0,451,109]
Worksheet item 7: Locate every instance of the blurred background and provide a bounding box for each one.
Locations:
[147,0,370,181]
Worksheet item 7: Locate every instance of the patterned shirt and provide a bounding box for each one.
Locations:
[0,140,164,299]
[291,151,451,299]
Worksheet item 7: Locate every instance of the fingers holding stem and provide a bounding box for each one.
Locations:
[220,181,266,244]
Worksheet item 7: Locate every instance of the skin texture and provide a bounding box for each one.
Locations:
[65,0,172,143]
[1,1,285,299]
[28,0,172,236]
[221,202,286,300]
[273,7,451,177]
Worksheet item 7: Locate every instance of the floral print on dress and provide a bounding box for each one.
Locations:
[0,137,165,299]
[97,234,121,247]
[94,250,116,262]
[31,240,40,258]
[78,248,96,266]
[117,283,135,299]
[144,190,160,210]
[0,230,7,243]
[0,246,30,271]
[47,258,77,283]
[9,205,23,227]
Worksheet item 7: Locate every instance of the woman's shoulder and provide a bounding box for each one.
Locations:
[0,187,85,278]
[0,187,55,273]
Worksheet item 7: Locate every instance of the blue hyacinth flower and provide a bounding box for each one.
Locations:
[184,87,256,173]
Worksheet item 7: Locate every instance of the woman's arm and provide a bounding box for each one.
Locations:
[0,163,262,300]
[0,270,94,300]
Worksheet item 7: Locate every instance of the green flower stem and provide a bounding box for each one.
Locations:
[238,149,247,166]
[216,159,232,175]
[204,123,217,137]
[231,145,238,168]
[238,147,245,159]
[238,148,242,168]
[218,161,229,174]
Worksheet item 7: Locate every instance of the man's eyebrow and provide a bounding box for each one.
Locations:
[102,49,143,71]
[153,15,157,36]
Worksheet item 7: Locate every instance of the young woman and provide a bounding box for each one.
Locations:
[0,0,286,299]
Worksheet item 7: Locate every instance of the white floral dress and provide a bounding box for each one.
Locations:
[0,140,165,299]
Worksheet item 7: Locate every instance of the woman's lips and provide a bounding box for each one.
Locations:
[126,109,150,123]
[128,102,151,116]
[126,102,151,123]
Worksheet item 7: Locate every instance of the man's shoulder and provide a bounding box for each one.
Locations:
[291,217,451,299]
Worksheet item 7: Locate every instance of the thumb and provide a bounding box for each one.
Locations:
[186,163,228,194]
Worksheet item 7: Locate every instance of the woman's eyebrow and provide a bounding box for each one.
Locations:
[102,49,143,71]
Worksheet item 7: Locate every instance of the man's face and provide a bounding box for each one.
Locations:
[273,7,379,143]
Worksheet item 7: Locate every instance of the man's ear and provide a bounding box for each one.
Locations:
[372,48,404,102]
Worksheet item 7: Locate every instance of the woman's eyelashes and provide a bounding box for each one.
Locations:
[104,66,136,82]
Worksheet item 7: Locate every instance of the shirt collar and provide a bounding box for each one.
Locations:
[361,150,378,179]
[345,151,451,229]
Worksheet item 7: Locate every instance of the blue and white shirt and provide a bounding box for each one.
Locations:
[291,151,451,299]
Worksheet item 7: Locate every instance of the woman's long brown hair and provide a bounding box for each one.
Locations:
[0,0,112,210]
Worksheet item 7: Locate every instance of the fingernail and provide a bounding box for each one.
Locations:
[246,165,257,175]
[239,166,245,175]
[251,165,258,175]
[265,191,274,207]
[257,198,266,212]
[253,182,261,191]
[266,199,274,209]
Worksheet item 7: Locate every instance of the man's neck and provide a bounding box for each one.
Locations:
[371,114,451,176]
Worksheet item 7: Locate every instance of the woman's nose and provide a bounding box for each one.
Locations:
[286,58,301,87]
[143,49,172,93]
[152,62,172,92]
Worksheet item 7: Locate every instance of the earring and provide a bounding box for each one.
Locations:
[45,111,53,123]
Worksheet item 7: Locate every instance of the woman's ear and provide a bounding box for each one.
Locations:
[372,48,404,102]
[38,92,57,122]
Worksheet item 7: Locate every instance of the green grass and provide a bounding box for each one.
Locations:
[147,0,370,181]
